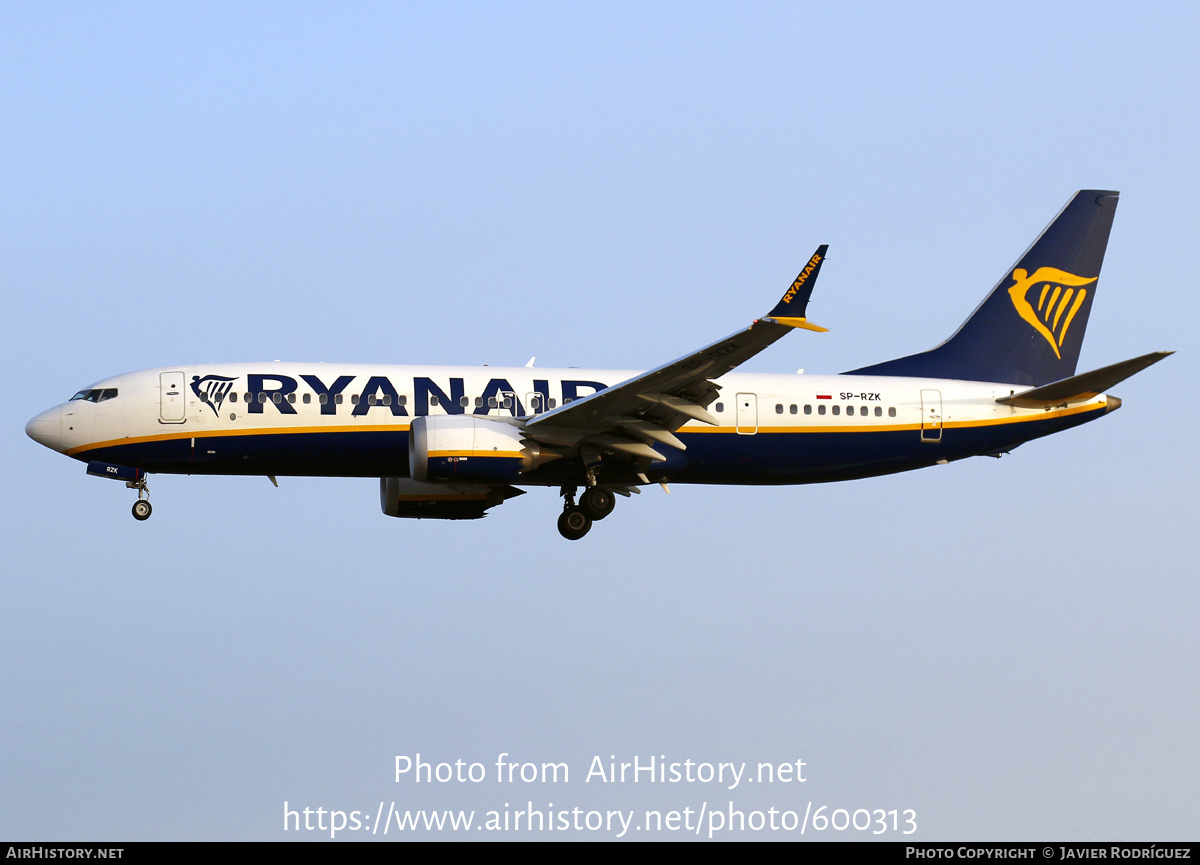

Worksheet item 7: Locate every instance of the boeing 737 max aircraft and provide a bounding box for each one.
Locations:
[26,190,1170,539]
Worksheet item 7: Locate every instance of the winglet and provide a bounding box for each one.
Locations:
[765,245,829,331]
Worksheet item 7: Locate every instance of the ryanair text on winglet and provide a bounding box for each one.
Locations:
[780,252,823,306]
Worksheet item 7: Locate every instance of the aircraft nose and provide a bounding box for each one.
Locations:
[26,405,62,451]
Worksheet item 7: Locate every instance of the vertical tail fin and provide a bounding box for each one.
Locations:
[846,190,1119,386]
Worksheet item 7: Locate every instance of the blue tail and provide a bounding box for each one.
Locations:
[846,190,1119,386]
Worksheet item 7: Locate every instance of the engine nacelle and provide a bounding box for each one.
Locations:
[380,477,524,520]
[409,416,552,483]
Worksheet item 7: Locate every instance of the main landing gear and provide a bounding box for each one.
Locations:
[128,476,152,521]
[556,484,617,540]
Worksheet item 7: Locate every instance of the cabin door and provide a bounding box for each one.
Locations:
[736,393,758,435]
[160,371,187,424]
[920,389,942,442]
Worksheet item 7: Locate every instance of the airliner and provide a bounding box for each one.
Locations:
[25,190,1170,539]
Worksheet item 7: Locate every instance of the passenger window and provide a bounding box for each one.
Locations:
[475,397,483,407]
[790,404,797,414]
[244,393,251,403]
[548,399,557,409]
[832,405,840,416]
[489,397,497,408]
[460,396,469,407]
[230,392,238,403]
[874,406,881,416]
[334,394,343,405]
[715,402,724,412]
[804,404,812,415]
[303,393,311,404]
[287,393,296,404]
[272,393,282,404]
[888,407,896,417]
[258,393,267,404]
[430,395,439,407]
[382,395,391,405]
[775,404,783,414]
[860,406,867,416]
[397,395,407,406]
[319,394,328,405]
[351,394,359,404]
[818,405,826,415]
[367,394,377,405]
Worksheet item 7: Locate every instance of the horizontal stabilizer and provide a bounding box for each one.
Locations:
[996,351,1172,408]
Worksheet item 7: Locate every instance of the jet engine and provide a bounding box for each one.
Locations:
[379,477,524,520]
[408,415,555,484]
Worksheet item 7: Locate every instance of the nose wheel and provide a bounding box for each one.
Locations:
[127,476,152,521]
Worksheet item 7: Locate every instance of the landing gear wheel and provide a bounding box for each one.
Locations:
[557,506,592,540]
[580,487,615,520]
[131,500,152,521]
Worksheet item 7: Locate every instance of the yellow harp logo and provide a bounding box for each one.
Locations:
[1008,267,1097,359]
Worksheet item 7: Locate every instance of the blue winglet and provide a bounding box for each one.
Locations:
[765,245,829,331]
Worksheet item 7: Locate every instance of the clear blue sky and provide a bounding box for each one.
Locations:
[2,1,1196,840]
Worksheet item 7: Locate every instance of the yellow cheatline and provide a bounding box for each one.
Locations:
[427,450,524,460]
[66,401,1107,458]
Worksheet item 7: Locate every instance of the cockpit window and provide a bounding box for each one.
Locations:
[69,388,118,403]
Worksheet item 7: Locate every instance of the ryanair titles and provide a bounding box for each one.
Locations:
[780,251,824,306]
[191,373,608,418]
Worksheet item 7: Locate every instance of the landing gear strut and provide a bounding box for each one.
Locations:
[127,476,152,521]
[557,485,591,540]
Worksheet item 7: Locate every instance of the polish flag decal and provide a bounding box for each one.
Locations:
[816,393,832,400]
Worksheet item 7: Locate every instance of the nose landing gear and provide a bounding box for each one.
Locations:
[127,477,152,521]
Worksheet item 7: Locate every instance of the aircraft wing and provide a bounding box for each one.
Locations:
[523,246,829,460]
